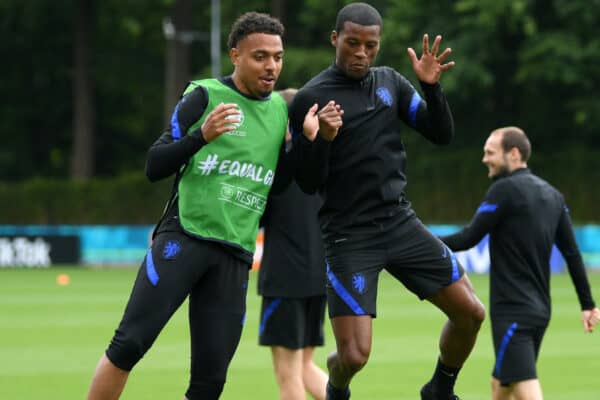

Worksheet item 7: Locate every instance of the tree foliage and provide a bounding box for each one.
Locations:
[0,0,598,220]
[381,0,600,149]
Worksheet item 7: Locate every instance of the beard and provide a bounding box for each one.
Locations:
[490,164,510,180]
[258,89,273,98]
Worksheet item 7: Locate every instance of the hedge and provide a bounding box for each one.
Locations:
[1,149,598,224]
[0,173,171,224]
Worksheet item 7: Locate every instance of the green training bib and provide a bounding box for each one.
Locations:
[178,79,287,254]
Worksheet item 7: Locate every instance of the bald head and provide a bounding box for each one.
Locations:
[490,126,531,162]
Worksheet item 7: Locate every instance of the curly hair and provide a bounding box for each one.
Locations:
[227,12,284,49]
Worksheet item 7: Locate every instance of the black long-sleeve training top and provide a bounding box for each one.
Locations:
[288,64,454,242]
[440,168,595,323]
[258,181,326,298]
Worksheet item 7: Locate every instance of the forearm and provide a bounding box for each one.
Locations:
[416,81,454,145]
[565,254,596,310]
[292,134,330,194]
[145,129,207,181]
[440,229,480,252]
[555,209,595,310]
[440,218,491,251]
[270,144,294,195]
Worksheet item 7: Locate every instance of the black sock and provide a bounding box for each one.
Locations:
[326,381,350,400]
[430,358,461,396]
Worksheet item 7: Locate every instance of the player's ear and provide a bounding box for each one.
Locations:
[230,47,239,66]
[330,31,338,47]
[509,147,521,162]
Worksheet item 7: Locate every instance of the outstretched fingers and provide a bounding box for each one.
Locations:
[422,33,430,55]
[428,34,454,70]
[430,34,441,56]
[406,47,418,64]
[437,47,453,64]
[410,33,456,82]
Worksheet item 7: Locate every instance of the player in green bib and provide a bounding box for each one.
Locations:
[87,12,343,400]
[177,78,287,254]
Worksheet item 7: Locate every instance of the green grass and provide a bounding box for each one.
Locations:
[0,268,598,399]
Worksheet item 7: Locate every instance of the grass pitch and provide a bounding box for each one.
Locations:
[0,267,598,399]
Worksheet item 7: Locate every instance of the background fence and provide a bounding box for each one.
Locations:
[2,224,599,271]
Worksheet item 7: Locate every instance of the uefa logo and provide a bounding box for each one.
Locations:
[220,184,235,200]
[225,104,245,131]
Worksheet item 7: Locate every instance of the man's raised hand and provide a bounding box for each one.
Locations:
[407,33,455,85]
[303,101,344,142]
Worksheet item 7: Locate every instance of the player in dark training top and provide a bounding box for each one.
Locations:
[288,3,485,400]
[440,126,600,400]
[257,88,328,399]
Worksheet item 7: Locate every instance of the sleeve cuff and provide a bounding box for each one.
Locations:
[419,81,443,97]
[189,127,208,146]
[296,132,333,147]
[581,300,596,311]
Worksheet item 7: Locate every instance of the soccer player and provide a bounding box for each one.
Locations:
[440,126,600,400]
[86,12,325,400]
[257,88,328,400]
[288,3,485,400]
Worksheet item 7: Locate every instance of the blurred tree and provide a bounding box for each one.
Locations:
[0,0,597,222]
[92,0,171,176]
[270,0,284,19]
[0,1,73,180]
[381,0,600,149]
[379,0,599,222]
[163,0,193,128]
[71,0,95,180]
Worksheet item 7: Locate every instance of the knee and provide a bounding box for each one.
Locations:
[106,333,149,371]
[490,377,498,391]
[463,298,486,332]
[275,372,303,393]
[471,299,486,329]
[273,363,301,386]
[187,352,229,399]
[490,377,501,400]
[452,296,486,333]
[338,343,370,374]
[185,380,225,400]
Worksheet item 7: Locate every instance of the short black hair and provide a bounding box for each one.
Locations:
[227,12,284,49]
[497,126,532,162]
[335,2,383,33]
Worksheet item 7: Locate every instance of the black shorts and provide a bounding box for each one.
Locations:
[259,295,326,349]
[491,318,548,386]
[325,217,464,318]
